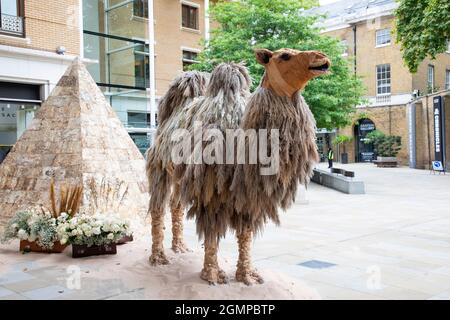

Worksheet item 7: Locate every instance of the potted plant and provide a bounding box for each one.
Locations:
[364,130,402,167]
[57,213,131,258]
[1,208,71,253]
[0,181,82,253]
[333,135,353,164]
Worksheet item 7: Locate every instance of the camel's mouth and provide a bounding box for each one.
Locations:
[309,60,330,74]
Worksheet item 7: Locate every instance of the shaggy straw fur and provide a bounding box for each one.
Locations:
[175,62,251,284]
[148,48,329,285]
[177,63,251,243]
[146,71,209,262]
[146,71,209,214]
[230,87,319,236]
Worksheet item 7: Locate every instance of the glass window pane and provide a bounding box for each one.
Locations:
[0,0,18,16]
[376,64,391,95]
[376,29,391,46]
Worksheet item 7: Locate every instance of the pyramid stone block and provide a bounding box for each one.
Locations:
[0,58,149,227]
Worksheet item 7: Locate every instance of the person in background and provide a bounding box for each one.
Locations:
[327,148,334,169]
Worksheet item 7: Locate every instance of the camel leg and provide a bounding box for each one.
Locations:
[236,227,264,285]
[149,208,169,265]
[200,237,228,285]
[170,186,190,253]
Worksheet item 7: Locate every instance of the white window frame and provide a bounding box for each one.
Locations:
[181,0,200,32]
[428,64,435,92]
[376,64,391,96]
[182,48,200,69]
[375,28,391,48]
[340,39,348,57]
[445,69,450,90]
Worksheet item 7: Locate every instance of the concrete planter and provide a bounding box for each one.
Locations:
[341,153,348,164]
[374,156,398,167]
[377,156,397,162]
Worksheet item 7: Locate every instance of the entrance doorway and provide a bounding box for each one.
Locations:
[354,118,376,162]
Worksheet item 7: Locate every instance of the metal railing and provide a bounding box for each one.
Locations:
[0,13,24,35]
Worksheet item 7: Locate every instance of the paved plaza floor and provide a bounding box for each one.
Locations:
[1,163,450,299]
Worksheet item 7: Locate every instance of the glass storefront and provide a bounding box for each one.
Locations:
[316,129,336,162]
[0,102,39,164]
[83,0,152,154]
[354,118,376,162]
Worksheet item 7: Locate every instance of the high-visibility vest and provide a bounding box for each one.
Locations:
[327,150,334,160]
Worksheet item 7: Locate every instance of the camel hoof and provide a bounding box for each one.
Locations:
[149,251,169,266]
[236,269,264,286]
[171,241,192,253]
[200,267,229,285]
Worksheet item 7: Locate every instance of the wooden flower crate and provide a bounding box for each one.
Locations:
[117,234,134,245]
[20,240,67,253]
[72,243,117,258]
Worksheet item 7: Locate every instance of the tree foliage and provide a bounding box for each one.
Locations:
[365,130,402,157]
[191,0,365,129]
[333,134,353,154]
[395,0,450,73]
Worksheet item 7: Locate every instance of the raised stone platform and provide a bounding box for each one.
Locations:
[311,168,365,194]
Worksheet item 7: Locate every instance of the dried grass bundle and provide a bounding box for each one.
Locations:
[83,177,128,215]
[48,179,83,218]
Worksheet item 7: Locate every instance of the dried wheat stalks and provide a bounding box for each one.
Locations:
[49,179,83,218]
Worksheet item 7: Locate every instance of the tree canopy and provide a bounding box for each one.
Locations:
[191,0,365,129]
[395,0,450,73]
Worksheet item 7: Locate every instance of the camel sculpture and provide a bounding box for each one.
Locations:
[147,63,250,264]
[146,71,209,259]
[147,48,330,285]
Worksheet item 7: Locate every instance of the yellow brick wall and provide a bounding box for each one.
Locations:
[0,0,81,55]
[354,16,412,96]
[412,55,450,95]
[337,106,409,165]
[154,0,205,95]
[324,16,450,98]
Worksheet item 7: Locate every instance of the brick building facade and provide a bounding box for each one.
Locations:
[310,0,450,170]
[0,0,212,156]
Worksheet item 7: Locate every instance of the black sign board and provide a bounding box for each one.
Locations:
[0,82,41,102]
[433,96,445,171]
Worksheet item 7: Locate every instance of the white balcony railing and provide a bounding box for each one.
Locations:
[358,93,413,108]
[0,13,24,35]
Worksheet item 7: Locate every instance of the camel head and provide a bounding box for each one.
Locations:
[255,48,330,98]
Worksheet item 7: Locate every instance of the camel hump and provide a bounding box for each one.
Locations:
[157,71,210,125]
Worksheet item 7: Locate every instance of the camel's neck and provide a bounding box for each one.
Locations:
[260,72,300,98]
[242,86,307,133]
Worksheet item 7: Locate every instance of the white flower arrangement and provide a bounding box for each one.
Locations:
[1,208,71,250]
[57,213,131,247]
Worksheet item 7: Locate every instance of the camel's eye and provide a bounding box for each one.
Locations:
[280,53,291,61]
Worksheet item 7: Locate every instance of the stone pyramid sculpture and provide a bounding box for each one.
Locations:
[0,58,149,227]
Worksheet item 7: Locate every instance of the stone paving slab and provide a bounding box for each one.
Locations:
[1,163,450,299]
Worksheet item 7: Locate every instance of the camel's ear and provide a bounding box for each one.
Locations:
[255,49,273,65]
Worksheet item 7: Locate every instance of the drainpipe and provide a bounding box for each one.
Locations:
[352,24,357,76]
[147,0,157,131]
[204,0,210,42]
[79,0,84,59]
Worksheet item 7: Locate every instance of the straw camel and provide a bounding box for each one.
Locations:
[146,71,208,261]
[148,48,330,285]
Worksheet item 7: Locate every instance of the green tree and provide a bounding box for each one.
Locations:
[191,0,365,129]
[395,0,450,73]
[333,135,353,154]
[364,130,402,157]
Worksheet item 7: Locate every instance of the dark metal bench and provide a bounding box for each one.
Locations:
[331,168,355,178]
